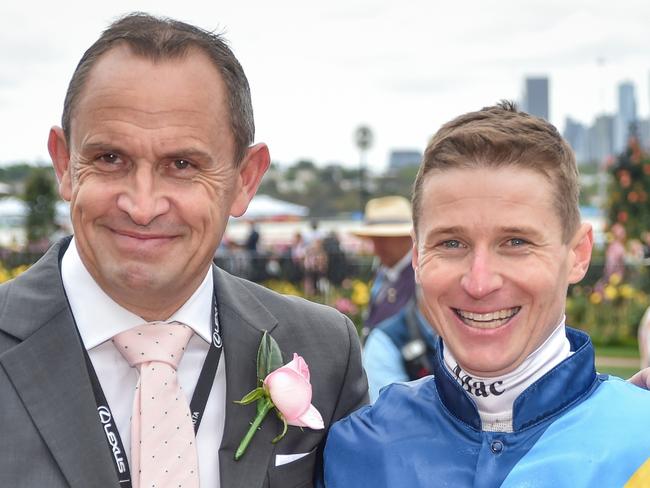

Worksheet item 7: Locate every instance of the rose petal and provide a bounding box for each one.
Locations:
[283,353,310,382]
[288,403,324,430]
[293,353,311,381]
[264,368,312,420]
[283,354,299,374]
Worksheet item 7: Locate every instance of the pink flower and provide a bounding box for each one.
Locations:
[263,353,324,430]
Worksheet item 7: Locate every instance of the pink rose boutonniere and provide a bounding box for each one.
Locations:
[235,331,324,460]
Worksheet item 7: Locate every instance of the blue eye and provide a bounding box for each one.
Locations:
[508,238,527,246]
[443,240,462,248]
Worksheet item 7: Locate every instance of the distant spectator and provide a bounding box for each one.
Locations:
[303,218,324,245]
[352,196,415,338]
[286,232,306,284]
[363,290,438,402]
[244,221,260,253]
[228,242,253,280]
[303,237,328,295]
[291,232,306,264]
[323,231,347,286]
[601,223,627,285]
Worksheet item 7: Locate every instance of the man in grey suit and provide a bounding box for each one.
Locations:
[0,13,367,488]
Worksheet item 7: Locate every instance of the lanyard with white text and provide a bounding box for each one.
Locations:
[83,291,223,487]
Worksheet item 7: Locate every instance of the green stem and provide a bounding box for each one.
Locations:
[235,398,274,460]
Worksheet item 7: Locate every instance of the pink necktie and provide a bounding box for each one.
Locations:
[113,322,200,488]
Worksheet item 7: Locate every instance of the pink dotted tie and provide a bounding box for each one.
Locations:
[113,322,200,488]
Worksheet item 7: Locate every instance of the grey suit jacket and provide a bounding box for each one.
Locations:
[0,238,368,488]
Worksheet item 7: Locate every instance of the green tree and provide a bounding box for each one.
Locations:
[23,167,58,244]
[606,137,650,240]
[0,163,34,183]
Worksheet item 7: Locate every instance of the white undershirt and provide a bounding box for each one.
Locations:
[61,238,225,487]
[443,319,571,432]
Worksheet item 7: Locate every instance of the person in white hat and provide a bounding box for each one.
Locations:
[353,196,416,335]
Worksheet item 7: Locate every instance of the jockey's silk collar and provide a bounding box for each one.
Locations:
[443,318,571,432]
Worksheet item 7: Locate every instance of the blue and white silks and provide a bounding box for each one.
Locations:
[324,328,650,487]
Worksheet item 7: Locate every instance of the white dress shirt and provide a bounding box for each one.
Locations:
[61,238,225,488]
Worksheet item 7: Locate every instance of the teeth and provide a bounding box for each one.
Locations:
[455,307,520,329]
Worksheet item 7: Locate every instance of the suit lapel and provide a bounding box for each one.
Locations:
[0,241,118,488]
[1,312,119,488]
[214,267,281,488]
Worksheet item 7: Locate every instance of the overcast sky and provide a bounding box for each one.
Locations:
[1,0,649,171]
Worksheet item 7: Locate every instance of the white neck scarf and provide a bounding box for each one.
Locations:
[443,318,571,432]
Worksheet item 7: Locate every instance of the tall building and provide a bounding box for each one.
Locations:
[563,117,588,164]
[614,81,638,154]
[588,114,615,163]
[522,77,549,121]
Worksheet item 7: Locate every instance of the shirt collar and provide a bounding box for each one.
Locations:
[61,237,214,349]
[382,249,413,283]
[442,319,570,432]
[432,324,597,432]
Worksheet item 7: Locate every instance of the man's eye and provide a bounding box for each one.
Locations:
[99,153,120,164]
[174,159,191,170]
[442,240,462,249]
[508,238,528,247]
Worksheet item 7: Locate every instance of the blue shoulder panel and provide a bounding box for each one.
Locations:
[502,377,650,487]
[324,378,552,488]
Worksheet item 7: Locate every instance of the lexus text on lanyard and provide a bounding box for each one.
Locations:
[81,292,223,487]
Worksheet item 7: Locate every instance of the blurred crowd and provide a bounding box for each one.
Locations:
[214,219,362,292]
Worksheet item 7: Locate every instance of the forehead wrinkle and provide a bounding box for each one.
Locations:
[83,105,215,131]
[425,189,556,232]
[74,57,230,133]
[71,114,221,157]
[432,188,551,207]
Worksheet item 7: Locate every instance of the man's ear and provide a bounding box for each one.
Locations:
[48,126,73,201]
[568,222,594,284]
[230,143,271,217]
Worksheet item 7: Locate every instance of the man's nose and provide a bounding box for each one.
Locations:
[116,165,170,225]
[460,249,503,299]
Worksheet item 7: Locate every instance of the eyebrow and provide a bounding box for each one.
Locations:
[163,148,213,163]
[425,226,465,238]
[424,225,545,240]
[499,226,546,240]
[80,142,117,152]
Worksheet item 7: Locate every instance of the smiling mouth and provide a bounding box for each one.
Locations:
[113,229,175,240]
[454,307,521,329]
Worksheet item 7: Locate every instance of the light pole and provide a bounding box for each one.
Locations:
[354,125,374,214]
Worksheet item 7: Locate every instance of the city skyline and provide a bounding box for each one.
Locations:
[563,78,649,165]
[1,1,649,170]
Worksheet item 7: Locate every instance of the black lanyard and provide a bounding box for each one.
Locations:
[81,292,223,487]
